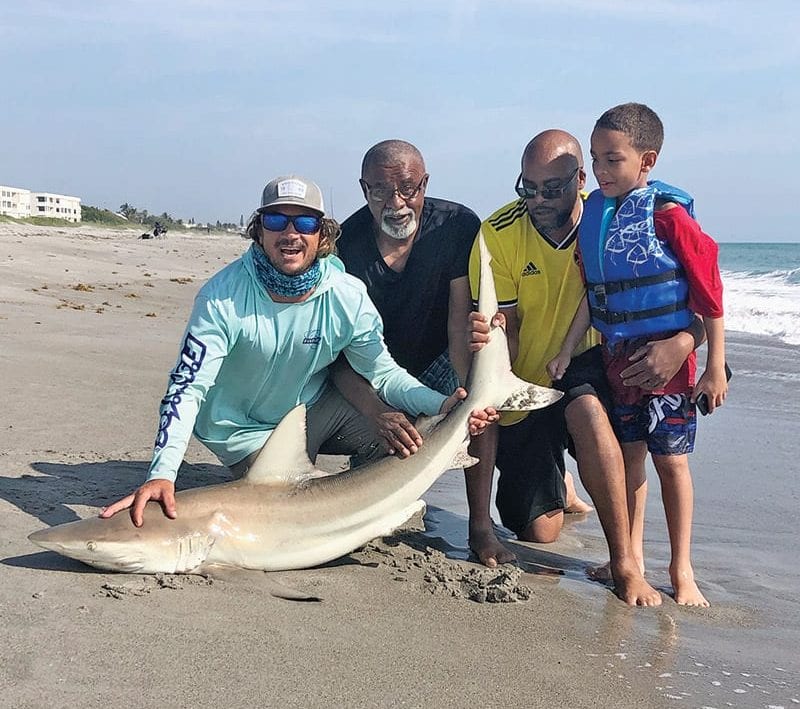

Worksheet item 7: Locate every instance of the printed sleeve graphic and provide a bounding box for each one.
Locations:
[156,333,207,449]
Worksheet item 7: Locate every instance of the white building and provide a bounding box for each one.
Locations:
[0,185,82,223]
[0,185,32,219]
[31,191,82,222]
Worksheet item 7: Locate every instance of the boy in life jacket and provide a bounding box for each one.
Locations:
[547,103,727,607]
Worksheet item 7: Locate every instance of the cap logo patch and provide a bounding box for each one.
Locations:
[277,179,307,199]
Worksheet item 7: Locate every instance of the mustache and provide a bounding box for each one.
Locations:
[381,207,414,218]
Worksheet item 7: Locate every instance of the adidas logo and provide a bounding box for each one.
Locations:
[521,261,540,277]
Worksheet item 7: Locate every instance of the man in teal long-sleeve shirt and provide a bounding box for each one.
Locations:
[102,175,495,527]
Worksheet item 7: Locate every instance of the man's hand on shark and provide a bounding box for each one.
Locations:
[375,410,423,458]
[468,311,506,352]
[100,479,177,527]
[380,393,499,458]
[440,387,499,436]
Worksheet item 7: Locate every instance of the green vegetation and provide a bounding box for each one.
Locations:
[0,214,81,227]
[81,205,130,226]
[117,204,240,232]
[29,217,80,226]
[118,203,183,229]
[1,203,240,234]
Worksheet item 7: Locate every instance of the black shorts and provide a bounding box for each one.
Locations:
[495,346,612,536]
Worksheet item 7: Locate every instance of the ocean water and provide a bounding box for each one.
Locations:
[423,328,800,705]
[422,246,800,706]
[720,242,800,345]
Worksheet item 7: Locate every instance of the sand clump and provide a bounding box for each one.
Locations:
[357,529,533,603]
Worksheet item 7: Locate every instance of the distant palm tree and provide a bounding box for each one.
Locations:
[118,203,136,219]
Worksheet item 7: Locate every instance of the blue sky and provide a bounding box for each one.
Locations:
[2,1,798,241]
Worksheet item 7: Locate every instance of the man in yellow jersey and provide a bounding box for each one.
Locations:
[468,130,703,606]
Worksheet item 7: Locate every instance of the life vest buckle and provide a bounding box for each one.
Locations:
[590,283,608,307]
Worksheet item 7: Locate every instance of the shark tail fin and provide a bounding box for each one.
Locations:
[470,231,564,413]
[495,371,563,411]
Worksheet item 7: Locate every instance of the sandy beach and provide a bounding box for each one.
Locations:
[1,222,797,709]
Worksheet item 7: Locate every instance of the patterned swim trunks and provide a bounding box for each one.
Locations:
[611,393,697,455]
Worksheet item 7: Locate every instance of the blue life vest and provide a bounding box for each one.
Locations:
[579,181,695,344]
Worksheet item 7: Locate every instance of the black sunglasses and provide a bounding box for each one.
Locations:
[515,167,580,200]
[260,212,321,234]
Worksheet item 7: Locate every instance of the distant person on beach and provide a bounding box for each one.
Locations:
[468,129,707,605]
[334,139,533,566]
[101,174,496,526]
[546,103,726,606]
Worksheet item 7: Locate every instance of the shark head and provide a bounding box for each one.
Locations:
[29,516,163,573]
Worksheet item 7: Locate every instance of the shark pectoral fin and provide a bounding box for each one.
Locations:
[197,566,322,602]
[449,441,479,469]
[499,373,564,412]
[244,404,322,485]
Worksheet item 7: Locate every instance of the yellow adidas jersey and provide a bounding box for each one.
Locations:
[469,198,599,425]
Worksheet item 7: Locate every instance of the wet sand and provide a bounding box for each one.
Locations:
[1,222,797,708]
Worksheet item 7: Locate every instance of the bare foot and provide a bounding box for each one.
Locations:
[611,560,662,607]
[564,471,593,513]
[671,565,710,607]
[589,556,644,582]
[469,524,516,568]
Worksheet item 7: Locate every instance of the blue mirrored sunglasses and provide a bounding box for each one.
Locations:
[260,212,321,234]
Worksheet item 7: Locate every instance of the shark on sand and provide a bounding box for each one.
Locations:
[28,233,562,574]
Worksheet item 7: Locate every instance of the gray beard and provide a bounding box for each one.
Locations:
[380,210,417,241]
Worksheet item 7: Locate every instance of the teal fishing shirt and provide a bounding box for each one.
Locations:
[147,249,446,482]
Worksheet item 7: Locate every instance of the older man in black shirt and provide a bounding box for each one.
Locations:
[337,141,479,390]
[333,140,515,564]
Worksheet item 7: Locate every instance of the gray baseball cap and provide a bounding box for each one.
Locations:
[257,175,325,216]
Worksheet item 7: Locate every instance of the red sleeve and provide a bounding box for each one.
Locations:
[655,207,723,317]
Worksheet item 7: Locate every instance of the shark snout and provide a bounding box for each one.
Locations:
[28,526,62,550]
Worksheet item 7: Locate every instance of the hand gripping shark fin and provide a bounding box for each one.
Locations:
[243,404,329,485]
[471,231,563,413]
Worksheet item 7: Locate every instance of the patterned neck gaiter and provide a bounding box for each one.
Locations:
[250,242,321,298]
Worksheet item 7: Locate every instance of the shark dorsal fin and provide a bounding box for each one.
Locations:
[243,404,320,485]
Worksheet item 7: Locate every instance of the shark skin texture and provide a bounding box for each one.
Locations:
[28,233,562,575]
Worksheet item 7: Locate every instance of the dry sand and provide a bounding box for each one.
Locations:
[0,222,746,708]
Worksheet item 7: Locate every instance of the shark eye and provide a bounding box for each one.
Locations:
[86,541,97,551]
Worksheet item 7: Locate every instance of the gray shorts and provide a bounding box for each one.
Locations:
[229,385,385,478]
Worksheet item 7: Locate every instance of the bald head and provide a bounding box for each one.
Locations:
[522,129,583,170]
[361,139,425,177]
[518,129,585,239]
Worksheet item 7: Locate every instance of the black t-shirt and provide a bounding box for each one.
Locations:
[338,197,480,377]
